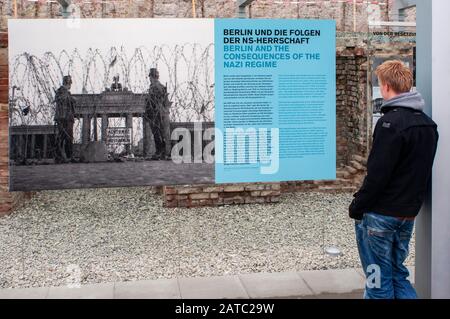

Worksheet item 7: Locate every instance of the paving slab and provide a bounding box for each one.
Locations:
[298,268,365,295]
[316,291,364,299]
[178,275,248,299]
[0,268,395,299]
[47,282,114,299]
[114,278,181,299]
[239,272,314,299]
[0,287,49,299]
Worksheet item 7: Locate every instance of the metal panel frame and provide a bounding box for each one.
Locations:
[399,0,450,299]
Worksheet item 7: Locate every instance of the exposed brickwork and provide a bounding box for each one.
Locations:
[336,49,369,167]
[281,154,367,194]
[341,49,370,164]
[0,30,10,216]
[164,182,281,208]
[163,154,369,208]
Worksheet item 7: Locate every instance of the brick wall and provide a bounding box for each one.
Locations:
[336,49,369,166]
[0,1,375,212]
[0,31,10,215]
[0,0,389,30]
[0,48,371,211]
[164,183,281,208]
[165,47,370,208]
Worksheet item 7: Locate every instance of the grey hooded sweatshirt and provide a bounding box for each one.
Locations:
[381,91,425,113]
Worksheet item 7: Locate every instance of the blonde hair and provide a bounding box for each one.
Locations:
[375,60,413,94]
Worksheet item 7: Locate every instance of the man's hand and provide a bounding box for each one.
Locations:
[349,197,363,220]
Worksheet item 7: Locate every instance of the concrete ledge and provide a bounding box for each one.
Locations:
[0,287,49,299]
[0,267,415,299]
[178,275,248,299]
[239,272,314,299]
[115,278,180,299]
[47,282,114,299]
[298,269,366,295]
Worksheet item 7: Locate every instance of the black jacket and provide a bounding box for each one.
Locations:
[349,106,439,220]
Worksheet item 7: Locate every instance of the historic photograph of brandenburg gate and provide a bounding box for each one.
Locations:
[8,19,215,191]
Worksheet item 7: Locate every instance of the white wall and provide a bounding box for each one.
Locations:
[416,0,450,299]
[430,0,450,299]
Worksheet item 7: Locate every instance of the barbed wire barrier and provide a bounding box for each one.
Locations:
[9,44,214,154]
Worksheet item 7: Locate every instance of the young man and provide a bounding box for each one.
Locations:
[349,60,439,299]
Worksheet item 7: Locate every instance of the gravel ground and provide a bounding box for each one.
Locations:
[0,188,415,289]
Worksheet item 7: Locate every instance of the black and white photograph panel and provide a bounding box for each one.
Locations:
[8,19,215,191]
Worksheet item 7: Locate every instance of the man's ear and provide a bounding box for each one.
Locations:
[385,83,391,93]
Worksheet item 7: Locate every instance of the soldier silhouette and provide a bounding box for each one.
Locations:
[111,74,122,92]
[145,68,169,160]
[54,75,76,163]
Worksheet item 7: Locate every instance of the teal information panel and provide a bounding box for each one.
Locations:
[215,19,336,183]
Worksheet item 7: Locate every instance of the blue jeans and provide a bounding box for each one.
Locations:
[355,212,417,299]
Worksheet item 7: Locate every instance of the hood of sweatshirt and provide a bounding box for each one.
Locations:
[381,91,425,113]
